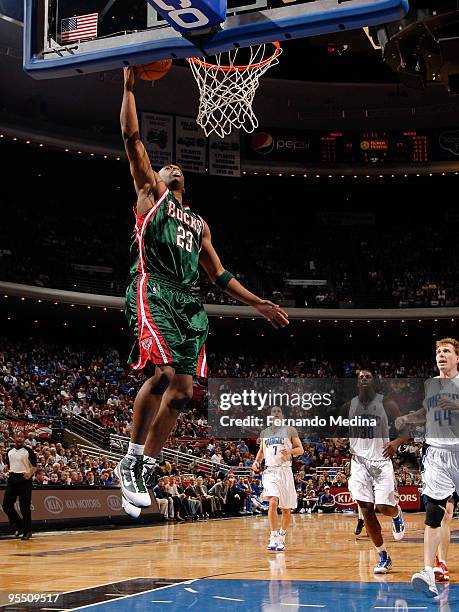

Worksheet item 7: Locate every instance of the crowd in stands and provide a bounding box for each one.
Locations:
[0,336,435,523]
[1,142,458,308]
[0,420,119,487]
[3,214,457,308]
[0,416,423,521]
[0,338,439,427]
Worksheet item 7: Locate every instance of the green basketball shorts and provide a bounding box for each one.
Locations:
[125,275,209,377]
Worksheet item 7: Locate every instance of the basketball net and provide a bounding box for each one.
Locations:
[187,42,282,139]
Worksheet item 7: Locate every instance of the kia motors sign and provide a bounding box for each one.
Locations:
[330,486,420,511]
[330,488,357,511]
[397,486,420,511]
[0,488,159,524]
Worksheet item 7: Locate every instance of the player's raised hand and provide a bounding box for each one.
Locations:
[123,66,136,90]
[254,300,289,329]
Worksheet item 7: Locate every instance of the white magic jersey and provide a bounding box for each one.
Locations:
[262,427,293,467]
[349,393,389,460]
[424,374,459,451]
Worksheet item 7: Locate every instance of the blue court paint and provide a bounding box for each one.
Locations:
[72,579,458,611]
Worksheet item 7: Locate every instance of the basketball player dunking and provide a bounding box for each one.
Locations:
[396,338,459,598]
[116,67,289,516]
[346,370,406,574]
[253,407,304,551]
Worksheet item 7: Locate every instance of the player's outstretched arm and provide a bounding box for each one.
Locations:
[199,221,289,329]
[121,67,165,206]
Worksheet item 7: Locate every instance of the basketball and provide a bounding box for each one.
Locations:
[134,59,172,81]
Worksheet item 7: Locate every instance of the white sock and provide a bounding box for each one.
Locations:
[270,530,278,536]
[438,559,446,565]
[376,545,387,553]
[425,565,433,572]
[279,529,286,536]
[144,455,156,466]
[127,442,144,457]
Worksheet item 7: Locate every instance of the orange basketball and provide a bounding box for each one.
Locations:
[134,59,173,81]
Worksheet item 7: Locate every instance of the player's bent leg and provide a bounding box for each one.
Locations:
[267,497,280,551]
[276,509,291,551]
[358,501,392,574]
[131,365,174,445]
[435,498,454,582]
[116,366,175,510]
[411,495,447,597]
[375,503,405,541]
[355,505,365,535]
[145,372,193,458]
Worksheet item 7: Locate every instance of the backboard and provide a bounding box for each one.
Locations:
[23,0,410,79]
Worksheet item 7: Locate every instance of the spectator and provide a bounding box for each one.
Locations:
[153,478,174,520]
[318,486,336,514]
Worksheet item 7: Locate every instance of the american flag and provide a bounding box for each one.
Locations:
[60,13,98,43]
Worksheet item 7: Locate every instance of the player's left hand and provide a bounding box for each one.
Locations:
[123,66,136,90]
[254,301,289,329]
[280,449,291,461]
[382,441,399,458]
[439,397,459,411]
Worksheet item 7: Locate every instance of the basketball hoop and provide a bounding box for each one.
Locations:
[187,42,282,139]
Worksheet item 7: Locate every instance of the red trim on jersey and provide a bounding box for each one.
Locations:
[134,187,169,223]
[131,189,172,371]
[132,274,173,371]
[196,344,207,378]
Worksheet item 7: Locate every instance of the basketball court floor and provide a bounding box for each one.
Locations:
[0,513,457,611]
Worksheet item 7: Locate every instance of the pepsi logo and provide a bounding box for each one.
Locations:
[252,132,274,155]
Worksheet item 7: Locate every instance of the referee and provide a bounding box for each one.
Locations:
[2,431,37,540]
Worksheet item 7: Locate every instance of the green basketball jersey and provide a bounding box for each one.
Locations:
[129,189,204,288]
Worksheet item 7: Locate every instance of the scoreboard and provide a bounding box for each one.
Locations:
[246,129,432,165]
[320,131,430,164]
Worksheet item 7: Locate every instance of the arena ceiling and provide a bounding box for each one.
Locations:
[1,11,459,134]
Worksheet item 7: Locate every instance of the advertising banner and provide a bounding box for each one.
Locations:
[209,131,241,177]
[243,128,316,163]
[141,112,174,168]
[330,486,420,511]
[433,128,459,161]
[175,116,206,174]
[5,419,51,439]
[0,488,159,524]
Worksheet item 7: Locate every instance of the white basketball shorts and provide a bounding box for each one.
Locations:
[421,446,459,500]
[261,466,297,509]
[348,455,397,507]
